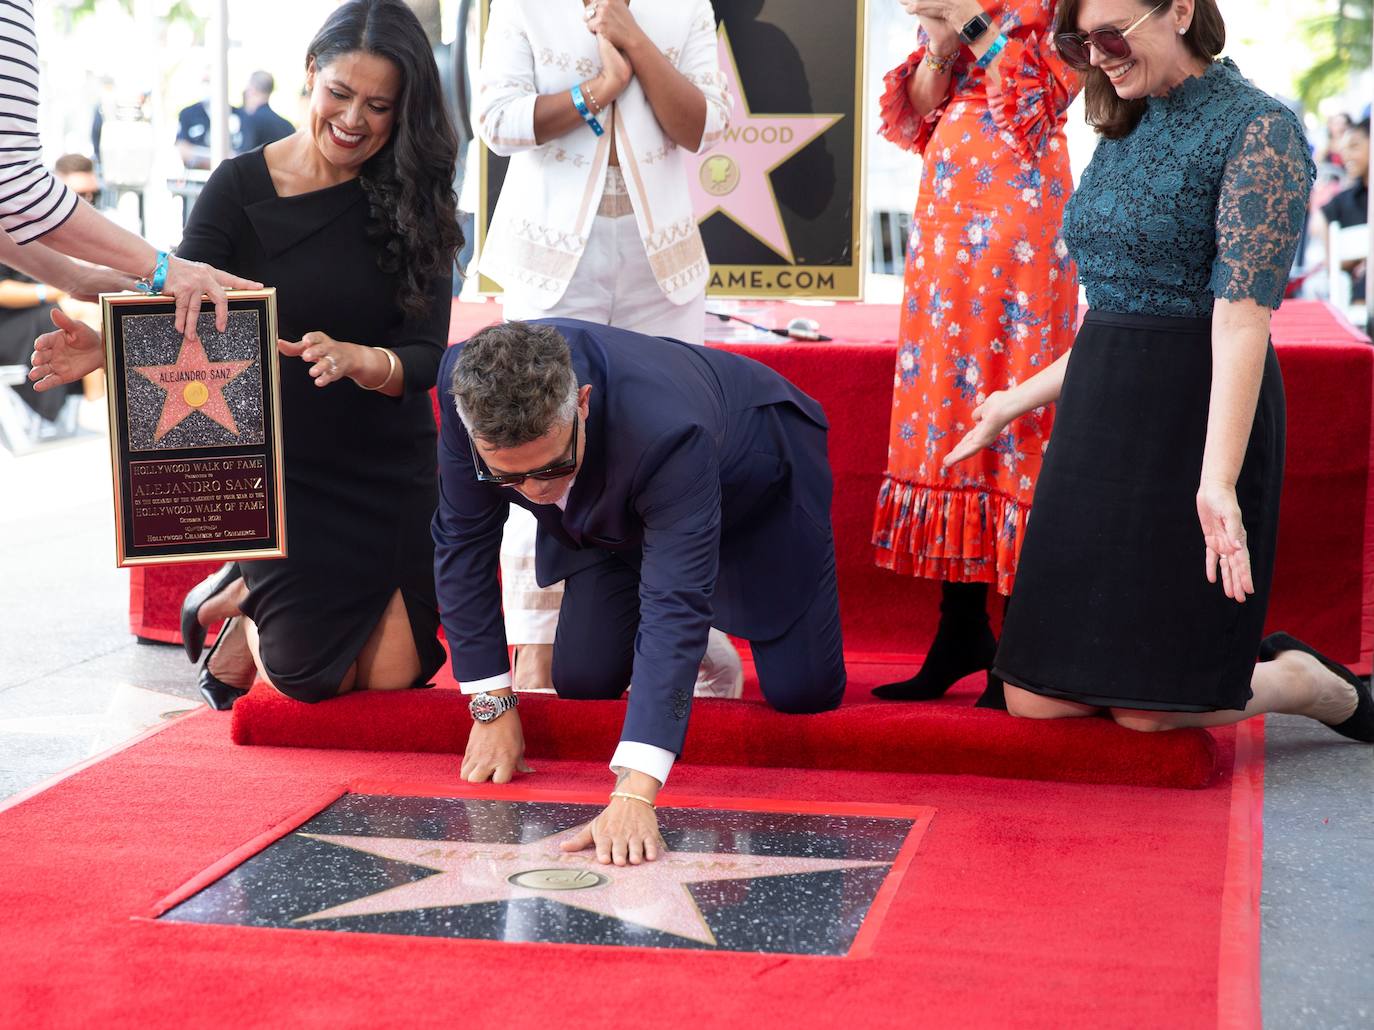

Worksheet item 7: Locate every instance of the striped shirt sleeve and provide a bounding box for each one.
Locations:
[0,1,76,243]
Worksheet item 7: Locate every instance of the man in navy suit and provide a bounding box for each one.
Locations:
[433,319,846,865]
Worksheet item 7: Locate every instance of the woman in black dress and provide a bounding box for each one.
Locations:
[26,0,462,706]
[177,0,462,707]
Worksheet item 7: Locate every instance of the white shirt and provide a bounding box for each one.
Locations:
[460,473,677,786]
[474,0,729,310]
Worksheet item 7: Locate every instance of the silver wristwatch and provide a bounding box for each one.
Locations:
[469,691,520,723]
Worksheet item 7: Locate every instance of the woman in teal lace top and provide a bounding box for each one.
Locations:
[944,0,1373,742]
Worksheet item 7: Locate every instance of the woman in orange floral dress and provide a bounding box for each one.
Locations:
[871,0,1079,703]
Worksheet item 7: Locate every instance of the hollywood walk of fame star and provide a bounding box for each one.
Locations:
[688,25,844,263]
[293,830,888,946]
[130,336,255,442]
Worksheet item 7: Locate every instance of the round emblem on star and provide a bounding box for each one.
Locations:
[700,154,740,197]
[182,380,209,408]
[507,868,609,891]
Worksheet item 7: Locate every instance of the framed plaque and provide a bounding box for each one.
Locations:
[101,289,286,567]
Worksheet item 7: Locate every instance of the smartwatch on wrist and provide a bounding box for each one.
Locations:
[469,691,519,723]
[958,10,992,44]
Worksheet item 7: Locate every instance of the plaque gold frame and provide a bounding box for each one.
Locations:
[101,288,286,567]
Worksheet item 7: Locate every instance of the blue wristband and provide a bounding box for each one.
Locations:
[570,83,604,137]
[137,250,170,294]
[975,32,1007,69]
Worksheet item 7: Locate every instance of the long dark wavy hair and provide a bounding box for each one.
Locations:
[1052,0,1226,139]
[307,0,462,319]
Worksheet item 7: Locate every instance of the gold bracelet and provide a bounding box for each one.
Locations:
[610,790,656,809]
[359,347,398,391]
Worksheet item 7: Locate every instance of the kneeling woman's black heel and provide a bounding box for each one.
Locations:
[198,616,252,711]
[180,562,242,663]
[1259,632,1374,743]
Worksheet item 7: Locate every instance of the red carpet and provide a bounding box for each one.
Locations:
[231,672,1218,789]
[0,712,1263,1029]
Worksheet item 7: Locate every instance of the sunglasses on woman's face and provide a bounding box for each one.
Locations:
[1054,1,1168,69]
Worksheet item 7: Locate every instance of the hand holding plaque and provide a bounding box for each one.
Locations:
[101,289,286,566]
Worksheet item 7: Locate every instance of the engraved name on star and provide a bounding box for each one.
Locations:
[688,25,844,263]
[130,336,254,442]
[292,830,887,946]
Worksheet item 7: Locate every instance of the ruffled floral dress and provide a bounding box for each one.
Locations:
[872,0,1079,595]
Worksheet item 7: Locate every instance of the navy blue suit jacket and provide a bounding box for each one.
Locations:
[432,319,834,754]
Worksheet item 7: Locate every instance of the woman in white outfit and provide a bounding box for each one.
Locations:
[475,0,740,695]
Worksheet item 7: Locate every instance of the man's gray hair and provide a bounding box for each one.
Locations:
[451,322,578,449]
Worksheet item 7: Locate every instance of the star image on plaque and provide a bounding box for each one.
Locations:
[123,310,264,453]
[687,25,843,264]
[158,792,931,955]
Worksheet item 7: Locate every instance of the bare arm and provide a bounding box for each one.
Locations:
[942,349,1072,468]
[30,201,260,338]
[589,0,709,150]
[1200,298,1270,490]
[0,229,135,301]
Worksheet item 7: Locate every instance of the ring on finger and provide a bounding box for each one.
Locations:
[327,355,339,373]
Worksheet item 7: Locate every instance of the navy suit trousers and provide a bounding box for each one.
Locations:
[550,540,847,714]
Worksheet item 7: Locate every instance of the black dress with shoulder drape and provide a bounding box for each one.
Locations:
[178,148,448,700]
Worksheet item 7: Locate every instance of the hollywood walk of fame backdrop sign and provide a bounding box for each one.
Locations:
[101,290,286,567]
[154,786,933,956]
[477,0,866,300]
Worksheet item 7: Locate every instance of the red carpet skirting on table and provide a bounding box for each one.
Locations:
[129,300,1374,672]
[0,712,1263,1029]
[230,682,1219,790]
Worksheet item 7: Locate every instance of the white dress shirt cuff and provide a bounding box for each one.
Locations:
[460,671,513,696]
[610,741,677,786]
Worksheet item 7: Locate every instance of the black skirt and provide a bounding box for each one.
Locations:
[994,310,1285,711]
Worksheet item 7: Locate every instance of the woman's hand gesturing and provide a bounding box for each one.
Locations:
[1197,479,1254,603]
[943,390,1014,468]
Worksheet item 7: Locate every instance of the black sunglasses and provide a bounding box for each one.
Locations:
[1054,1,1167,69]
[469,416,579,487]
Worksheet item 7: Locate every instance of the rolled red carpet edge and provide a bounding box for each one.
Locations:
[230,685,1218,789]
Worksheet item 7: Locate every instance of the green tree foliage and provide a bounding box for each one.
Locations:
[1298,0,1373,111]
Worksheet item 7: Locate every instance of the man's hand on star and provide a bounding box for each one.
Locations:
[461,705,533,784]
[560,770,667,866]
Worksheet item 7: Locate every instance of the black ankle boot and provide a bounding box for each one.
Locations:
[873,581,996,701]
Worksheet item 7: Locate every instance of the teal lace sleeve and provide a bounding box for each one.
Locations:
[1209,108,1316,309]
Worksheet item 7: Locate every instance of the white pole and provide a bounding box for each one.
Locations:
[209,0,230,166]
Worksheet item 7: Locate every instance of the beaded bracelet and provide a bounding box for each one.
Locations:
[570,83,604,137]
[975,32,1007,69]
[925,48,956,75]
[582,81,603,114]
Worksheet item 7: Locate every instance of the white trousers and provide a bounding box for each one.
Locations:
[500,167,706,646]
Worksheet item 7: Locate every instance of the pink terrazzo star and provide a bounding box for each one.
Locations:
[294,830,887,946]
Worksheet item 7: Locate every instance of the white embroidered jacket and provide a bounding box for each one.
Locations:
[475,0,729,308]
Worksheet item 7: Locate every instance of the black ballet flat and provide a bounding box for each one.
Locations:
[180,562,242,663]
[197,616,251,711]
[1259,631,1374,743]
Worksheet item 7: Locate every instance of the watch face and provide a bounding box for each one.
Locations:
[469,694,499,723]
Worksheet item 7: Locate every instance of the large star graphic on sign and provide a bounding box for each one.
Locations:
[688,25,843,263]
[293,831,886,946]
[130,336,254,442]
